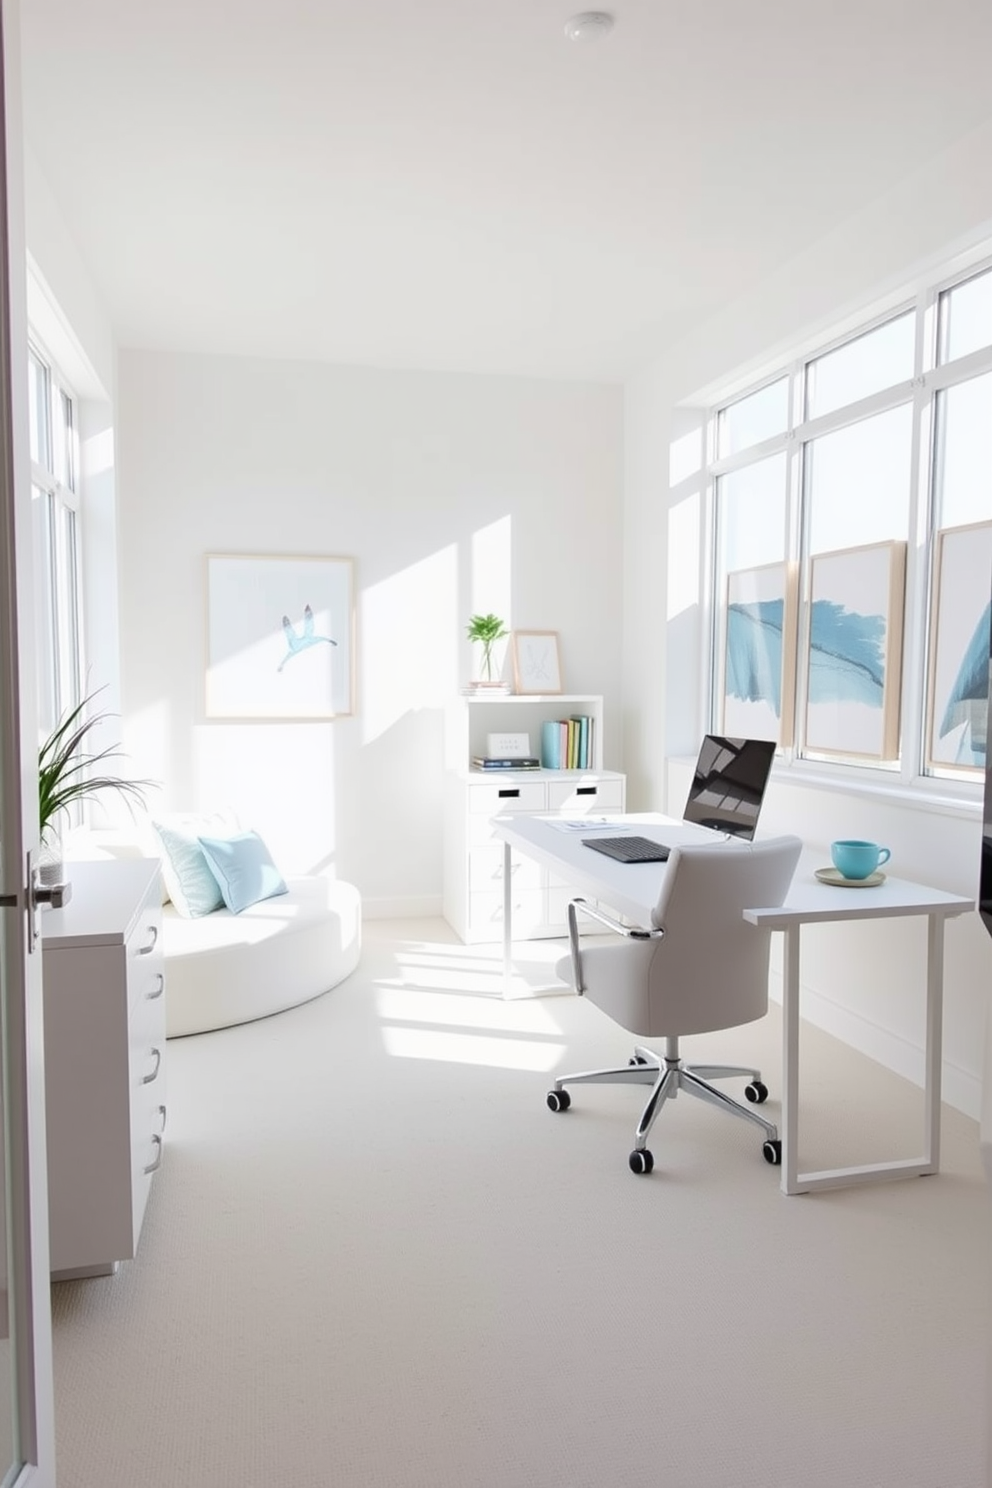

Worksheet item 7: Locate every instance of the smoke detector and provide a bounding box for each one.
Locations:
[564,12,615,42]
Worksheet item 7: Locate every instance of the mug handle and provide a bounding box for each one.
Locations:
[877,847,891,866]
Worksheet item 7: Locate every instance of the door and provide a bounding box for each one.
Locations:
[0,0,57,1482]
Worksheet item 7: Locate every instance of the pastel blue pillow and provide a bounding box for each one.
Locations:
[197,830,288,914]
[151,819,226,918]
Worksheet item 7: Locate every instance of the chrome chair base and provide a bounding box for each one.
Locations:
[548,1035,781,1173]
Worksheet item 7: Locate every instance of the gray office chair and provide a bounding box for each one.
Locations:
[548,834,803,1175]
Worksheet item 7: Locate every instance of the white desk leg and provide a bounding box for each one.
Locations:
[922,913,944,1174]
[781,924,802,1195]
[502,840,513,999]
[782,911,945,1195]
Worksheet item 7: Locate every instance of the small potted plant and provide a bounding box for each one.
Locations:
[465,613,508,686]
[38,690,154,886]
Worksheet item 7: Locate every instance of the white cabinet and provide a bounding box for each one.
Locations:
[42,858,166,1279]
[443,694,625,943]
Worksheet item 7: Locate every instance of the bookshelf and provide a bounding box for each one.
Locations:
[442,693,626,944]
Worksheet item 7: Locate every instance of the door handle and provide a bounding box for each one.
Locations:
[26,854,72,953]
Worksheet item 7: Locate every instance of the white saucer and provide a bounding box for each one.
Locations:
[815,866,886,889]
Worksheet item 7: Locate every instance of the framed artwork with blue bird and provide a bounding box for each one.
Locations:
[205,553,354,719]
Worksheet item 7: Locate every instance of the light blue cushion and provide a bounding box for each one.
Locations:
[151,819,226,918]
[197,830,288,915]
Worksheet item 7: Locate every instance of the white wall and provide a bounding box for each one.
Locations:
[116,350,624,916]
[626,118,992,1119]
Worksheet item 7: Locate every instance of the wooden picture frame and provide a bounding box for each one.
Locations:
[510,631,562,695]
[205,553,355,719]
[721,560,798,747]
[804,540,905,762]
[925,520,992,771]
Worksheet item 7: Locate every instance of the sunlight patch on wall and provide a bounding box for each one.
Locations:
[121,698,171,812]
[669,425,703,487]
[382,1026,565,1071]
[470,517,512,625]
[667,493,701,622]
[194,722,335,874]
[81,425,115,477]
[361,545,457,743]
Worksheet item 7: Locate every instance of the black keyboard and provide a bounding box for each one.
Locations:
[582,835,671,864]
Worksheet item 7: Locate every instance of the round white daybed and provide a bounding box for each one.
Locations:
[161,876,362,1037]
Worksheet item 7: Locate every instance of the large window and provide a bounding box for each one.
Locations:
[28,342,81,736]
[708,258,992,786]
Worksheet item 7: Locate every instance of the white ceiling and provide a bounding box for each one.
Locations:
[18,0,992,383]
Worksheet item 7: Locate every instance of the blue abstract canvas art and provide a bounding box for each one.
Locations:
[723,562,795,743]
[928,522,992,769]
[805,541,905,760]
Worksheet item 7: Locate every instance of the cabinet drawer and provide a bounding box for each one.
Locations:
[547,779,624,813]
[468,781,546,815]
[469,888,546,936]
[468,846,543,894]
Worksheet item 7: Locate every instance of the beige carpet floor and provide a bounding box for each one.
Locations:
[50,918,991,1488]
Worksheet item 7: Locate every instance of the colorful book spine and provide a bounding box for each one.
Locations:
[540,719,561,770]
[539,715,599,770]
[571,715,589,770]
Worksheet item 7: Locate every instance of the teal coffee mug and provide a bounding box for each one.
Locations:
[830,839,891,880]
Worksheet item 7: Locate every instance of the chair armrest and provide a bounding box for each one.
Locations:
[566,897,664,995]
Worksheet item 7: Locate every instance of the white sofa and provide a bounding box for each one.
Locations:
[161,875,362,1037]
[66,827,362,1038]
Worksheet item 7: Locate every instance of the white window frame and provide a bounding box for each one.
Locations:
[704,257,992,811]
[29,337,82,736]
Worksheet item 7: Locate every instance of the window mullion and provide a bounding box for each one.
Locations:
[898,289,936,785]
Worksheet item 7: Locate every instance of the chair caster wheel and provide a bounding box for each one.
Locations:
[628,1055,648,1065]
[628,1148,654,1175]
[745,1080,769,1104]
[762,1139,782,1166]
[547,1089,571,1113]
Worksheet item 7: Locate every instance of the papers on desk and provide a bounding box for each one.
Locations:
[550,818,633,833]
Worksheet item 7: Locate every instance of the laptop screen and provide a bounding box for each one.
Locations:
[681,735,776,841]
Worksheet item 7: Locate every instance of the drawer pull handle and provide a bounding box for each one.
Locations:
[146,973,165,1001]
[143,1135,163,1175]
[576,787,597,796]
[138,925,159,956]
[498,789,520,799]
[142,1046,162,1085]
[157,1104,167,1133]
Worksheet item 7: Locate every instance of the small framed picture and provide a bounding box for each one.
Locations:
[511,631,562,694]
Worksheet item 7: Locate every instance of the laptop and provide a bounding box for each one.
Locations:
[582,735,776,864]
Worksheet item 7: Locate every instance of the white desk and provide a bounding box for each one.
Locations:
[491,811,974,1196]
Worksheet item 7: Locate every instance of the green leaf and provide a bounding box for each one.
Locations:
[38,687,156,837]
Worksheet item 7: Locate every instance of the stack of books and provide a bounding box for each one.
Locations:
[471,756,541,771]
[540,714,595,770]
[460,682,511,696]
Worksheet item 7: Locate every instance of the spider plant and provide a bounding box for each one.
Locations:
[39,691,153,847]
[465,613,508,682]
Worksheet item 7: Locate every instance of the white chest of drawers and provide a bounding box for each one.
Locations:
[41,858,166,1279]
[443,692,626,943]
[444,770,626,943]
